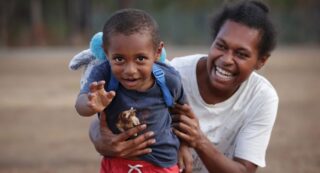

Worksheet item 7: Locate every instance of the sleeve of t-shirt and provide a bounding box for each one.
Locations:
[166,66,188,105]
[79,61,110,95]
[234,88,279,167]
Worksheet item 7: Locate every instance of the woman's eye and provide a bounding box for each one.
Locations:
[236,52,248,59]
[215,43,226,50]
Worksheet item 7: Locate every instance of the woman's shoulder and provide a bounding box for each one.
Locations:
[248,72,278,99]
[170,54,207,68]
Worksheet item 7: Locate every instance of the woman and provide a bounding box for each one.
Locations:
[89,1,278,173]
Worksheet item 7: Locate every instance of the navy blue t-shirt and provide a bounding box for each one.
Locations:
[80,61,187,168]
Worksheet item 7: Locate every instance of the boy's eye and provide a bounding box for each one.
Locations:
[136,56,146,62]
[113,56,124,62]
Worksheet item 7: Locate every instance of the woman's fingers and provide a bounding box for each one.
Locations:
[117,124,148,141]
[171,104,196,119]
[120,134,156,158]
[99,111,109,129]
[173,128,193,144]
[108,128,155,158]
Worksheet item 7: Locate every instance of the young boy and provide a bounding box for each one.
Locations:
[75,9,187,173]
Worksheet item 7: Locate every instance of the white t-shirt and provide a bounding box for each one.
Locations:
[170,54,278,173]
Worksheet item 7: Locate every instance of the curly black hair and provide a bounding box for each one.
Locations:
[211,0,277,58]
[102,9,160,50]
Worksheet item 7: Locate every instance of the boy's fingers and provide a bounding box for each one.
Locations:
[89,82,98,93]
[106,91,116,99]
[97,80,106,90]
[88,92,95,101]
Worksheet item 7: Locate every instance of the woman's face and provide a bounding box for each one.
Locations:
[207,20,268,93]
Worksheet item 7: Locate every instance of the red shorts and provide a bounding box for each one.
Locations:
[100,157,179,173]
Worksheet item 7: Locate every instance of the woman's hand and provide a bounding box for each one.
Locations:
[172,104,206,149]
[89,111,156,158]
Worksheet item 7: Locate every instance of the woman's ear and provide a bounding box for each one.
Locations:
[255,54,269,70]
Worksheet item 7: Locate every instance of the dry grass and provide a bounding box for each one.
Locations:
[0,46,319,173]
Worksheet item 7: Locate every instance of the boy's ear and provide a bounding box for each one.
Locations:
[255,54,269,70]
[156,41,164,59]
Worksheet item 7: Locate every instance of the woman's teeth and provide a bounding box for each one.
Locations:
[216,67,233,80]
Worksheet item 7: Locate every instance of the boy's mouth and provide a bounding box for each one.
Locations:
[121,78,139,87]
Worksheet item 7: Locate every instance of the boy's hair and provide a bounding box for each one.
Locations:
[210,0,277,58]
[102,9,161,50]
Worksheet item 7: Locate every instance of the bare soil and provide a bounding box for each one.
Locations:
[0,46,319,173]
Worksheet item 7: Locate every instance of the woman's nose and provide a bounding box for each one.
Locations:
[220,52,234,65]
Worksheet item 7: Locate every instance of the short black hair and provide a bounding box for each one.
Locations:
[102,8,161,50]
[211,0,277,58]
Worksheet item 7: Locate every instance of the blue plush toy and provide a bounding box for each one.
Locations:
[69,32,167,89]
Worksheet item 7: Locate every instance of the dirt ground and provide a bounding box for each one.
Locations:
[0,46,319,173]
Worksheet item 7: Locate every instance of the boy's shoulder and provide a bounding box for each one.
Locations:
[155,61,178,75]
[154,61,182,88]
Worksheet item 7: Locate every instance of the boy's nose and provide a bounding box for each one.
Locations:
[124,63,137,75]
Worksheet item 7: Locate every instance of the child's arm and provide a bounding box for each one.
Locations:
[75,80,115,117]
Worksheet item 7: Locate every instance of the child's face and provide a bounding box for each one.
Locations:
[105,32,162,91]
[207,20,268,93]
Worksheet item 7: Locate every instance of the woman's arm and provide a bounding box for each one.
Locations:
[89,111,156,158]
[172,104,257,173]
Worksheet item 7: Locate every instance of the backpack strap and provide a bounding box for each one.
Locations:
[106,62,119,91]
[152,64,174,107]
[106,63,174,107]
[107,73,119,91]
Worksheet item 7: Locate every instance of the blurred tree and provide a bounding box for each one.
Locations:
[0,0,319,47]
[0,0,15,46]
[118,0,134,9]
[30,0,47,45]
[67,0,92,45]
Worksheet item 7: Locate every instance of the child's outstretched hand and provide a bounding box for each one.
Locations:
[87,80,116,112]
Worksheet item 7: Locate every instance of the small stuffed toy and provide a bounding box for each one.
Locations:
[69,32,167,89]
[69,32,107,89]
